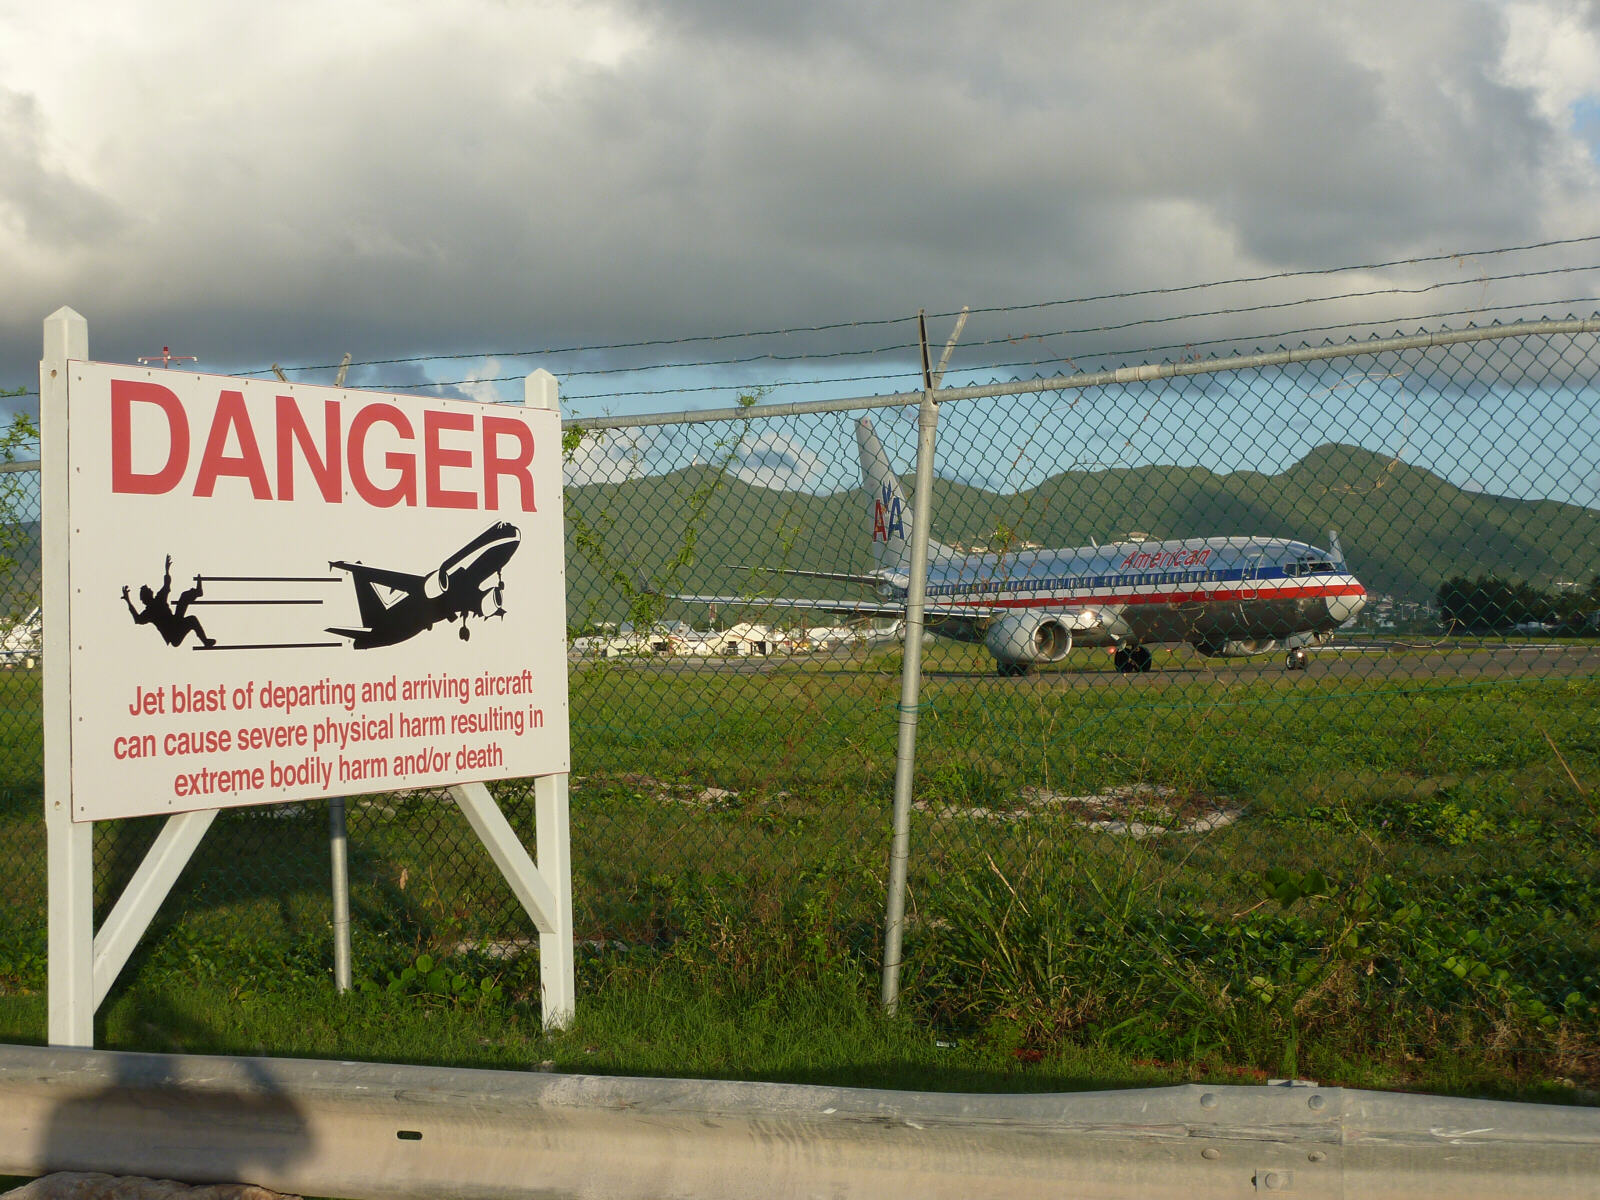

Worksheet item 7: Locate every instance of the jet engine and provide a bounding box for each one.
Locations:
[985,614,1072,675]
[424,568,451,601]
[477,590,501,618]
[1191,636,1281,658]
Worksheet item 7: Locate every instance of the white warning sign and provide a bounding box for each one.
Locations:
[64,362,569,821]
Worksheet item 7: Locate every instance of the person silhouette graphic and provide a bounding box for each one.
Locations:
[123,555,217,648]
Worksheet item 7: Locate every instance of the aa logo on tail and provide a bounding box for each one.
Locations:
[872,485,904,543]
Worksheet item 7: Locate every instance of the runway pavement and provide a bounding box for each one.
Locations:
[569,639,1600,685]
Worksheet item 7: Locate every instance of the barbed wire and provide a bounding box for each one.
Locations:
[9,235,1595,403]
[528,262,1600,393]
[11,290,1591,410]
[334,260,1598,391]
[246,233,1600,377]
[917,233,1600,323]
[947,264,1600,354]
[399,299,1600,404]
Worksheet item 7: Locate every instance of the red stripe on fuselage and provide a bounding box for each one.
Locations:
[937,582,1367,610]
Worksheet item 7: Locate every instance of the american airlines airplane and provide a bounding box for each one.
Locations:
[682,417,1367,676]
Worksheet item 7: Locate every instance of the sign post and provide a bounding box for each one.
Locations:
[42,310,574,1044]
[42,308,92,1047]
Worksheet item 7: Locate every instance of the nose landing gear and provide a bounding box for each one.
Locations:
[1286,646,1308,671]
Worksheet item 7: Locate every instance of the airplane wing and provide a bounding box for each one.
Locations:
[671,593,1002,620]
[329,561,428,631]
[733,566,900,587]
[329,561,426,591]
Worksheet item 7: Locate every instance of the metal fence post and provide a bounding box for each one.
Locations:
[880,387,940,1013]
[329,798,351,992]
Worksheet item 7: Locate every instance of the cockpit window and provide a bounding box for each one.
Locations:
[1285,558,1336,577]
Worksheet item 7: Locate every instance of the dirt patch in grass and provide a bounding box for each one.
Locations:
[916,783,1242,835]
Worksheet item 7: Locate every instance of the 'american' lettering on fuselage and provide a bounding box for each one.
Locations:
[1119,547,1212,570]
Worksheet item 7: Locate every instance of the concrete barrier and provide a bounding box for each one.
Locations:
[0,1044,1596,1199]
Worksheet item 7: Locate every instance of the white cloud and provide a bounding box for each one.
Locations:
[563,426,657,486]
[730,432,824,490]
[450,359,516,407]
[1496,0,1600,121]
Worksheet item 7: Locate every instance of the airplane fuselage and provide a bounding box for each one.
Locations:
[438,522,520,586]
[329,522,521,649]
[889,535,1366,664]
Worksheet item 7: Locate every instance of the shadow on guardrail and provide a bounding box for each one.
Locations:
[16,1046,311,1186]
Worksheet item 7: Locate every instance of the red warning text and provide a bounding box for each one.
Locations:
[109,380,537,511]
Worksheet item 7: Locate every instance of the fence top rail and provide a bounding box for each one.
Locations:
[562,315,1600,431]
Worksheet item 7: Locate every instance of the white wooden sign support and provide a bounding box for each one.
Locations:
[42,310,575,1044]
[43,306,96,1047]
[449,369,574,1029]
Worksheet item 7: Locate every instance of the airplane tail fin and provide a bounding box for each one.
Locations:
[855,417,957,573]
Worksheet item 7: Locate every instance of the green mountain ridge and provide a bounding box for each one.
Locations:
[5,445,1595,629]
[564,443,1600,624]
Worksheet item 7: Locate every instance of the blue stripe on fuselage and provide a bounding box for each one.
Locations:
[912,538,1337,601]
[919,565,1328,598]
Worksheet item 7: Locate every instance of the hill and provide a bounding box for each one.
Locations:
[563,444,1600,625]
[5,451,1594,629]
[0,520,40,614]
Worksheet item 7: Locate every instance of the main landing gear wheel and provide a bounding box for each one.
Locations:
[1286,646,1308,671]
[1113,646,1153,673]
[997,661,1031,677]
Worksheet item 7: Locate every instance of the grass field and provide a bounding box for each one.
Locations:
[1,645,1597,1101]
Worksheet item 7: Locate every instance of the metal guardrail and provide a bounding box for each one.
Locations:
[1,1045,1597,1199]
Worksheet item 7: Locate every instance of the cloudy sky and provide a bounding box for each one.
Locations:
[3,0,1600,427]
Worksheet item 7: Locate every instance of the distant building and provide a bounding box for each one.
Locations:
[0,605,40,665]
[1359,593,1438,631]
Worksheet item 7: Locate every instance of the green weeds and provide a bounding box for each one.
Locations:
[0,656,1595,1098]
[909,840,1598,1088]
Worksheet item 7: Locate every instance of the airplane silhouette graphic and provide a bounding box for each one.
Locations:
[327,523,520,649]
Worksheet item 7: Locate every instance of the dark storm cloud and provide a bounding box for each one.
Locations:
[1,0,1596,396]
[0,89,124,249]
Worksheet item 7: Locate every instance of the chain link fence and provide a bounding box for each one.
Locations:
[1,316,1597,1084]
